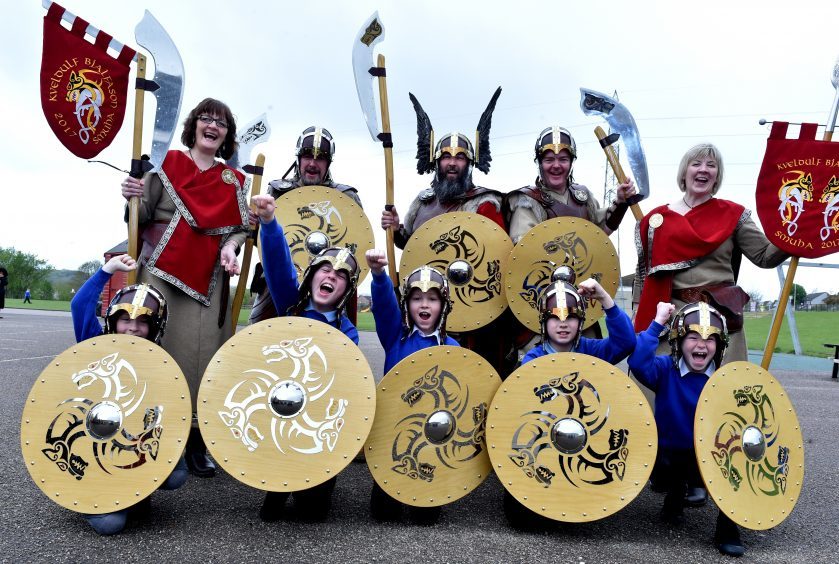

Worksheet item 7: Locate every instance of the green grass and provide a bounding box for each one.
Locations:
[744,310,839,357]
[8,299,838,357]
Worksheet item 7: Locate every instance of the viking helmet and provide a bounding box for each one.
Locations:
[668,301,729,369]
[104,283,168,344]
[537,266,586,349]
[289,126,336,185]
[434,133,475,162]
[399,265,453,343]
[535,126,577,161]
[292,247,360,325]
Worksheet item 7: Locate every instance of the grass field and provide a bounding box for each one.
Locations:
[5,299,836,358]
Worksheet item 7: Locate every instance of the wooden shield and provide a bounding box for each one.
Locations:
[503,217,620,332]
[694,361,804,530]
[273,185,375,283]
[198,317,376,491]
[365,346,501,507]
[399,212,512,332]
[487,353,657,522]
[20,335,191,514]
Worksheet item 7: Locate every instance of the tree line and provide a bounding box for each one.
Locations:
[0,247,101,301]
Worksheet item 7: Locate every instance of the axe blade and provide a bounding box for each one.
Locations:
[135,10,185,173]
[352,11,385,141]
[580,88,649,201]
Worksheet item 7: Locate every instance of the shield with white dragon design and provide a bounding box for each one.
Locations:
[198,317,376,491]
[694,361,804,530]
[20,335,190,514]
[365,346,501,507]
[503,217,620,333]
[487,353,657,522]
[269,185,375,284]
[399,212,512,332]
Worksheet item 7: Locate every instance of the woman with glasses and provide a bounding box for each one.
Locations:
[120,98,248,478]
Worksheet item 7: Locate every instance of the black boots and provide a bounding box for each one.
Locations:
[715,511,745,557]
[185,427,216,478]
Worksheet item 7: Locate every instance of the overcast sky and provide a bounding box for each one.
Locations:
[3,0,839,301]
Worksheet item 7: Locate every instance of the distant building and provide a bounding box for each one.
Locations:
[803,291,829,310]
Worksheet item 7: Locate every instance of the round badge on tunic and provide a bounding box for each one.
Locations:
[270,186,375,284]
[221,169,237,184]
[198,317,376,492]
[365,346,501,507]
[487,353,657,522]
[399,212,512,332]
[20,335,191,514]
[503,217,620,332]
[694,361,804,530]
[648,213,663,229]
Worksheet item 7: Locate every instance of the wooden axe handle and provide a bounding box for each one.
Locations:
[594,126,644,222]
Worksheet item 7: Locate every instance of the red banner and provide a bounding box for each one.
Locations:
[756,121,839,258]
[40,3,135,158]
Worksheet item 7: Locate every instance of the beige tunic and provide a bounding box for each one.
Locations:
[506,184,609,244]
[135,170,247,410]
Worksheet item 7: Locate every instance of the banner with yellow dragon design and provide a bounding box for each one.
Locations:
[40,2,135,158]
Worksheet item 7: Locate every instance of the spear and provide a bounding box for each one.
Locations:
[762,54,839,369]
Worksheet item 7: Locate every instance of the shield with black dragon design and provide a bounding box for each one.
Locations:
[503,217,620,333]
[198,317,376,491]
[365,346,501,507]
[486,353,657,522]
[269,186,375,284]
[399,212,512,332]
[694,361,804,530]
[20,335,190,514]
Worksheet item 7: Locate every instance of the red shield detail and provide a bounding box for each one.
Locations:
[756,121,839,258]
[40,3,135,159]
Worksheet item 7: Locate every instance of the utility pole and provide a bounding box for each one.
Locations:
[603,90,624,307]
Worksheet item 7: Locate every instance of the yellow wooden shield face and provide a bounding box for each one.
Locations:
[198,317,376,491]
[272,186,374,284]
[503,217,619,332]
[695,362,804,530]
[365,346,501,507]
[399,212,512,332]
[487,353,657,522]
[20,335,191,514]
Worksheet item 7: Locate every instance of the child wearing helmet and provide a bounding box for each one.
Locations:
[251,193,360,523]
[365,249,459,524]
[251,194,359,343]
[69,254,185,535]
[628,301,744,557]
[520,266,635,366]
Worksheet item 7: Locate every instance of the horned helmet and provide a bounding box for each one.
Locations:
[399,265,453,344]
[668,301,729,369]
[291,126,336,184]
[104,283,168,344]
[292,247,360,325]
[537,266,586,349]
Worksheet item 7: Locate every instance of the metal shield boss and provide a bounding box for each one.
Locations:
[487,353,657,522]
[504,217,619,332]
[271,186,375,283]
[399,212,512,331]
[198,317,376,491]
[365,346,501,506]
[20,335,191,514]
[694,361,804,530]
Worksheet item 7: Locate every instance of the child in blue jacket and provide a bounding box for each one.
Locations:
[629,301,744,557]
[70,254,186,535]
[366,249,458,524]
[252,193,361,522]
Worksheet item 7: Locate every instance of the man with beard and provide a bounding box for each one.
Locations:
[381,88,504,246]
[381,88,510,376]
[249,126,362,323]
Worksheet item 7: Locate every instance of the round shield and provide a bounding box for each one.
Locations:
[399,212,512,332]
[198,317,376,491]
[20,335,191,514]
[365,346,501,507]
[487,353,657,522]
[273,185,375,283]
[694,361,804,530]
[503,217,620,332]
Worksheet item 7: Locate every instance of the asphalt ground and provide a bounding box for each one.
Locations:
[1,309,836,563]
